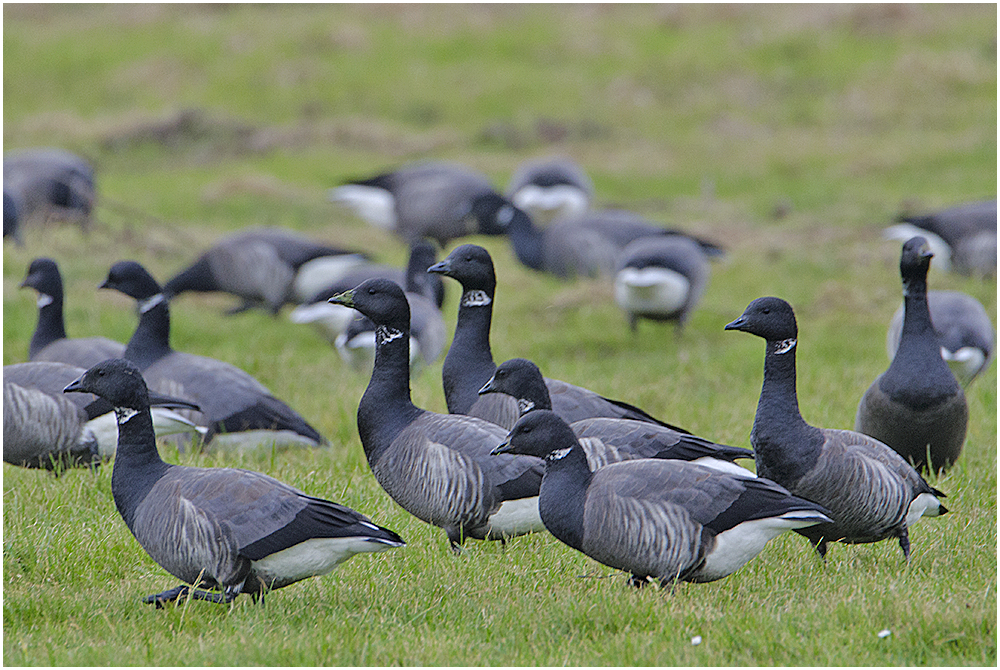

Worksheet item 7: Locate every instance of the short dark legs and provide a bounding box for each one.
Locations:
[143,584,238,608]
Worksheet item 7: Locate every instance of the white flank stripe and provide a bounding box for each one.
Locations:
[252,536,399,587]
[485,497,544,538]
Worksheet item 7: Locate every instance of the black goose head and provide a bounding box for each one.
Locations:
[468,192,526,236]
[492,409,579,459]
[20,257,62,297]
[100,261,163,301]
[427,243,497,294]
[899,236,933,295]
[329,278,410,332]
[479,358,549,411]
[725,297,798,343]
[64,358,150,411]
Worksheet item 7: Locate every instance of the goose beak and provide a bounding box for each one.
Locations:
[328,289,355,307]
[491,439,512,456]
[63,373,88,394]
[724,315,746,331]
[426,259,451,276]
[478,377,497,395]
[98,278,111,290]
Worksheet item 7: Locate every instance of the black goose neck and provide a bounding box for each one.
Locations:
[357,324,421,458]
[29,291,68,357]
[123,294,174,370]
[110,408,170,529]
[537,445,591,550]
[442,288,499,414]
[506,210,545,271]
[162,256,217,296]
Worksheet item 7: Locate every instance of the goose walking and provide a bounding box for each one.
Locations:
[725,296,948,558]
[329,279,546,550]
[493,410,831,586]
[63,358,403,606]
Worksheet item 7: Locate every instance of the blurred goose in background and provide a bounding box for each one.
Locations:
[470,194,723,279]
[856,238,968,472]
[505,156,593,225]
[100,261,327,451]
[20,257,126,368]
[493,410,831,587]
[64,358,404,607]
[162,227,368,315]
[330,279,546,551]
[4,189,19,243]
[4,361,201,470]
[428,244,689,430]
[2,148,95,240]
[886,289,994,387]
[726,296,948,559]
[883,200,997,277]
[328,161,512,246]
[613,235,711,333]
[480,357,753,475]
[291,240,444,348]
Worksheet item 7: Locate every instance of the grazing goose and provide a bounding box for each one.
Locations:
[4,189,19,243]
[20,257,126,368]
[886,290,994,387]
[100,260,327,451]
[428,244,688,430]
[2,148,95,235]
[469,194,723,279]
[162,227,367,315]
[884,200,997,276]
[493,410,831,586]
[328,161,511,246]
[479,357,753,475]
[614,235,711,333]
[4,361,201,469]
[329,278,546,550]
[63,358,404,606]
[855,238,969,472]
[725,296,948,558]
[291,241,445,349]
[505,156,593,225]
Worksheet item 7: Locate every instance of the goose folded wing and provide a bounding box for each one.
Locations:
[570,418,749,461]
[545,378,690,432]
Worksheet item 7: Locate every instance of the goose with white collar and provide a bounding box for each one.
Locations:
[505,156,593,225]
[479,357,753,476]
[328,161,511,246]
[855,237,969,472]
[493,410,831,586]
[886,289,993,388]
[100,261,327,451]
[21,257,125,369]
[4,361,201,470]
[329,278,546,551]
[725,296,948,558]
[428,244,689,431]
[63,358,403,606]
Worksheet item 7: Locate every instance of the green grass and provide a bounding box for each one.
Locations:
[3,4,996,666]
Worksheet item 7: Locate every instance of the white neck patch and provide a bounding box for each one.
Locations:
[517,399,535,415]
[115,407,139,424]
[462,290,492,307]
[774,338,797,355]
[139,293,166,314]
[549,447,572,461]
[37,294,54,308]
[497,205,515,226]
[376,326,404,346]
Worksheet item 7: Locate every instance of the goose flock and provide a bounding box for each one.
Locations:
[3,149,995,606]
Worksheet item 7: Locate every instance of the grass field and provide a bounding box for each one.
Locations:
[3,4,997,666]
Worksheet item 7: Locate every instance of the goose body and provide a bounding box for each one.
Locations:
[63,359,403,606]
[725,296,948,558]
[20,257,126,368]
[329,279,546,550]
[2,148,95,237]
[328,161,511,246]
[479,357,753,476]
[886,290,994,387]
[428,244,689,431]
[856,238,969,472]
[884,200,997,276]
[162,227,367,315]
[494,411,830,585]
[101,261,327,451]
[506,156,593,225]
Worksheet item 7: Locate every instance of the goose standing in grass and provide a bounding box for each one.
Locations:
[3,148,95,237]
[884,200,997,277]
[855,237,969,472]
[614,235,711,333]
[4,361,200,470]
[505,156,593,225]
[4,189,20,243]
[328,161,511,246]
[162,227,368,315]
[725,296,948,558]
[468,194,723,279]
[480,357,753,475]
[493,410,831,587]
[63,358,404,606]
[886,289,994,388]
[100,260,327,451]
[329,279,546,551]
[20,257,125,368]
[428,244,689,430]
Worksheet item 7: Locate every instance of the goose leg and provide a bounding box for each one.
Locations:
[143,584,238,608]
[144,585,191,608]
[898,530,911,560]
